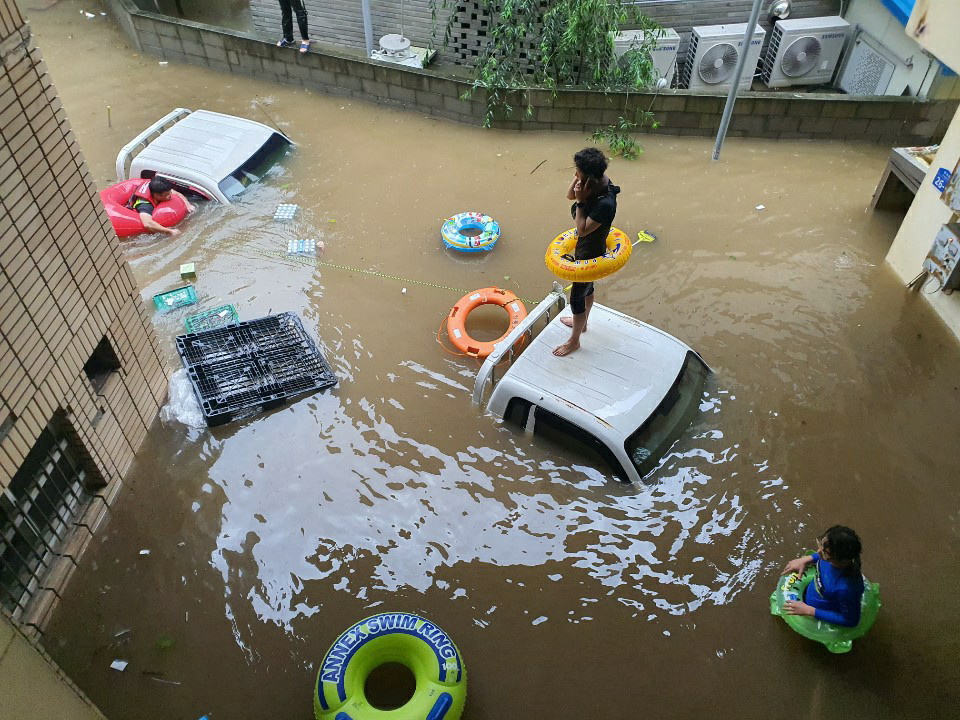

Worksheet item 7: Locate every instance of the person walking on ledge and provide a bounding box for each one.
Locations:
[554,147,620,357]
[276,0,312,54]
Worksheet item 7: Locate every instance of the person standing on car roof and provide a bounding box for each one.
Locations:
[554,147,621,357]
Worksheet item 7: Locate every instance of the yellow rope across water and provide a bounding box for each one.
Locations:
[252,249,549,304]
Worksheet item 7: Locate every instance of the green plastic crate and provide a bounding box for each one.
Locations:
[153,285,198,311]
[184,305,239,333]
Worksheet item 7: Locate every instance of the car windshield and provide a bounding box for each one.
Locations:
[218,133,290,200]
[624,351,709,479]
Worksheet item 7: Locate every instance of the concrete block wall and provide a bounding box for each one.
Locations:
[1,2,168,630]
[106,0,958,146]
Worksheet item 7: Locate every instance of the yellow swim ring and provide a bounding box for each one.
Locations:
[314,612,467,720]
[544,226,632,282]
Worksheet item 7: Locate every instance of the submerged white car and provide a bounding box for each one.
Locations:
[472,285,710,483]
[115,108,293,203]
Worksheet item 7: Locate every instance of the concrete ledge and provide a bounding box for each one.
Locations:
[100,0,958,144]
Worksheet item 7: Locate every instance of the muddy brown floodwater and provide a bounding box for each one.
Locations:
[22,1,960,718]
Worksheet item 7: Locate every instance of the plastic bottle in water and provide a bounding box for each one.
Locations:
[287,238,316,256]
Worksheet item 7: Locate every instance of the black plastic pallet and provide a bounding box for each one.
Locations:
[175,312,337,426]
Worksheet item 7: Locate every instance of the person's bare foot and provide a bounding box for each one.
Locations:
[553,339,580,356]
[560,316,586,332]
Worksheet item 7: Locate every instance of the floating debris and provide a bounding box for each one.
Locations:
[184,305,239,333]
[287,238,316,256]
[274,203,299,221]
[110,660,128,672]
[153,286,197,311]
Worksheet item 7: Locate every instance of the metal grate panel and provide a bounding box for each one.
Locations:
[0,424,91,618]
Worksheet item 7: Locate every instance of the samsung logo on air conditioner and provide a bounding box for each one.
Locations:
[653,45,677,52]
[820,32,846,39]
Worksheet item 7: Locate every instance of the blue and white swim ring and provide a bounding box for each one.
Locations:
[441,212,500,253]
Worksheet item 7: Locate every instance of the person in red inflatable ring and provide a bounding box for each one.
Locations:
[126,177,195,237]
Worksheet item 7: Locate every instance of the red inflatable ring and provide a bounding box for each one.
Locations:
[100,178,187,238]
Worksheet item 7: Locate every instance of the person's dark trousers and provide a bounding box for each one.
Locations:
[279,0,309,42]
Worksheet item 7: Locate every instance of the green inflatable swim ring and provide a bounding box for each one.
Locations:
[769,565,881,654]
[314,612,467,720]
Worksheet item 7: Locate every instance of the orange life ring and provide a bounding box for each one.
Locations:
[446,287,527,359]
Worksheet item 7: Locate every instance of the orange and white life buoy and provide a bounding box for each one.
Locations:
[446,287,527,359]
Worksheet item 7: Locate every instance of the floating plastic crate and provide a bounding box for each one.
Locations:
[273,203,299,221]
[153,285,197,311]
[184,305,239,333]
[175,312,337,426]
[287,238,316,256]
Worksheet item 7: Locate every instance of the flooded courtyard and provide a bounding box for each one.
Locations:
[22,1,960,718]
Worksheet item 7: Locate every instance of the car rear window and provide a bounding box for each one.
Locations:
[218,133,291,200]
[624,352,709,479]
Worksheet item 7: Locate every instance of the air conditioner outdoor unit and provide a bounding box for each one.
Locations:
[613,28,682,87]
[761,16,850,88]
[835,30,904,96]
[680,23,766,91]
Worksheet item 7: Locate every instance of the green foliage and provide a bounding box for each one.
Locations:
[430,0,665,129]
[590,107,661,160]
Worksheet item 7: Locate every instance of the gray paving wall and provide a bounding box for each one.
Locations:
[250,0,443,56]
[247,0,841,69]
[100,0,957,146]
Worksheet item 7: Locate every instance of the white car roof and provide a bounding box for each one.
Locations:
[129,109,282,186]
[496,305,692,440]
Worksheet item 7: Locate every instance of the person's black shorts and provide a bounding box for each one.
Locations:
[570,281,594,315]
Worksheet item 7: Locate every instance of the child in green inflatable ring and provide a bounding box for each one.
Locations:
[771,525,881,653]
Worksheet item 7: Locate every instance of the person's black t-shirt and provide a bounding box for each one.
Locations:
[571,181,620,260]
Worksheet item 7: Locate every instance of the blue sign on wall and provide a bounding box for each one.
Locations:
[933,167,952,193]
[879,0,915,26]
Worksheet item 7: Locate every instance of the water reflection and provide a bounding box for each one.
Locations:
[202,378,781,652]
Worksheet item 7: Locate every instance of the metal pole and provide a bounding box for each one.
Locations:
[712,0,765,161]
[361,0,374,58]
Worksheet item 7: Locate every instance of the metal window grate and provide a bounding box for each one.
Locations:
[0,423,91,618]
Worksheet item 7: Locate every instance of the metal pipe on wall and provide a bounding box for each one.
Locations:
[361,0,374,57]
[711,0,765,161]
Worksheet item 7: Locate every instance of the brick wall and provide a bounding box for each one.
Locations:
[106,0,958,146]
[1,1,168,631]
